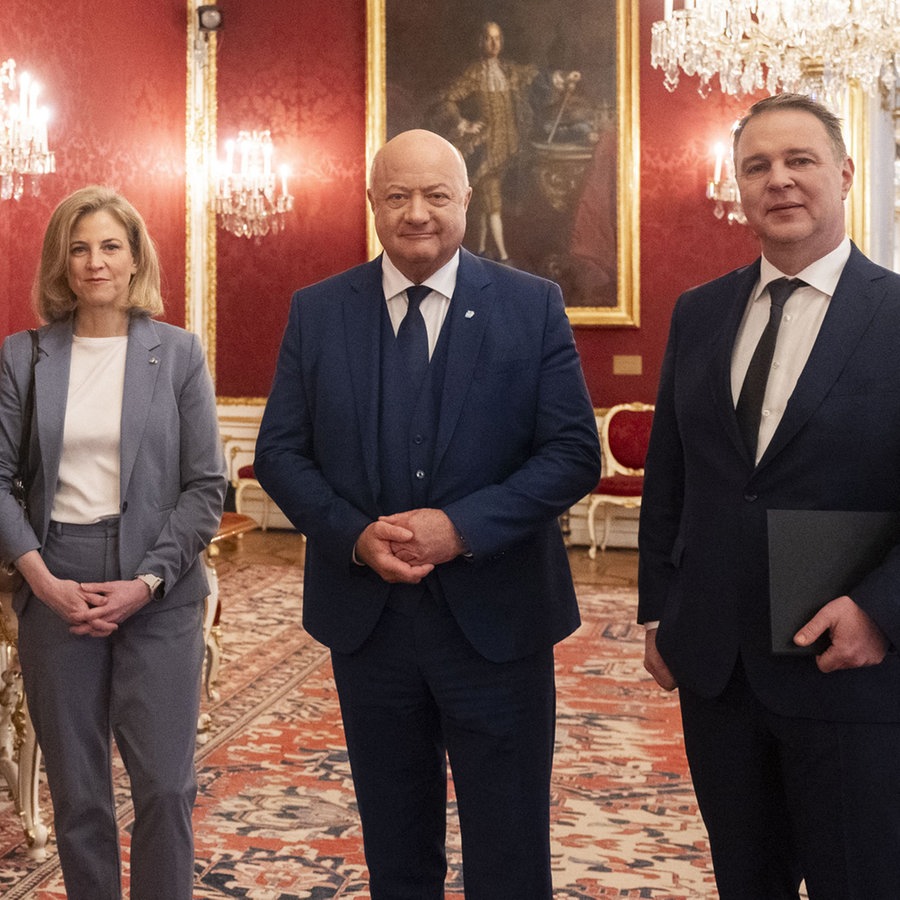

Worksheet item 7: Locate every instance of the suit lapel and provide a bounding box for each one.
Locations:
[343,251,491,497]
[758,245,887,468]
[432,250,491,476]
[708,261,761,463]
[344,258,386,504]
[33,321,73,527]
[119,316,161,498]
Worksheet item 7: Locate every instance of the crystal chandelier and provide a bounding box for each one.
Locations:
[1,58,56,201]
[651,1,900,102]
[214,130,294,239]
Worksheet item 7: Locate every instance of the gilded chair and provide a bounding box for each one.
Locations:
[198,510,259,742]
[0,594,50,859]
[234,464,274,531]
[222,435,275,531]
[586,402,654,558]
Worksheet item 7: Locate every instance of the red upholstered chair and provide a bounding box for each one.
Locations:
[221,435,275,531]
[234,463,274,531]
[586,402,654,558]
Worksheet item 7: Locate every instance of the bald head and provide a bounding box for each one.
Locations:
[369,129,469,192]
[367,130,472,283]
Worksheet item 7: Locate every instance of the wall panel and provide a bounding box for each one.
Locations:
[213,0,368,399]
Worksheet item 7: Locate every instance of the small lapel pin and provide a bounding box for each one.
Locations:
[149,357,159,365]
[465,310,475,319]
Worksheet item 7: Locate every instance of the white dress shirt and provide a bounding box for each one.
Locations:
[646,237,853,631]
[731,237,852,464]
[381,251,460,359]
[350,251,462,567]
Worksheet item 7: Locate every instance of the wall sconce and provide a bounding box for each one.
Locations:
[197,5,223,32]
[706,134,746,226]
[0,58,55,201]
[214,130,294,239]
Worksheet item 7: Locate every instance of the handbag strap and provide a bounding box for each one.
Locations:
[15,329,40,487]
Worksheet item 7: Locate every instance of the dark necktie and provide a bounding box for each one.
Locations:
[396,284,430,383]
[735,277,805,458]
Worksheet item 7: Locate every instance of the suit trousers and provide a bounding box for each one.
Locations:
[17,519,203,900]
[330,589,556,900]
[679,658,900,900]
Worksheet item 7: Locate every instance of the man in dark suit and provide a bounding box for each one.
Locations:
[255,129,601,899]
[638,93,900,899]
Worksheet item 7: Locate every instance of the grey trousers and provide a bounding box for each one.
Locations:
[17,518,203,900]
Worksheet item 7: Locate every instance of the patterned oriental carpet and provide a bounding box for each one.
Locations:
[0,561,717,899]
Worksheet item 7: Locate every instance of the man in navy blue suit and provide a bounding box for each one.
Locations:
[639,93,900,899]
[255,129,601,898]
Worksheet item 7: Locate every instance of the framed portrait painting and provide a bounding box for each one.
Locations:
[367,0,639,326]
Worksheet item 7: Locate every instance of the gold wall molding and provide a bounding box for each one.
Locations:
[185,0,219,379]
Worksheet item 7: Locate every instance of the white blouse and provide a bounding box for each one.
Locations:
[51,335,127,524]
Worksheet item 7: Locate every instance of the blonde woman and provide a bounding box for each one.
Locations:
[0,186,226,899]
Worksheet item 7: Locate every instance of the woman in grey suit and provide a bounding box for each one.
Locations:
[0,186,227,899]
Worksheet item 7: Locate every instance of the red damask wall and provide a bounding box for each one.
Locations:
[0,0,188,338]
[213,0,367,398]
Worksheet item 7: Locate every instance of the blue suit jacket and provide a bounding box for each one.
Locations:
[638,244,900,721]
[255,250,601,662]
[0,316,227,614]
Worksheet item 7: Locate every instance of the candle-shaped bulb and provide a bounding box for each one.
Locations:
[713,142,724,184]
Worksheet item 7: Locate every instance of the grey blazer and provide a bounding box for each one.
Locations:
[0,316,227,613]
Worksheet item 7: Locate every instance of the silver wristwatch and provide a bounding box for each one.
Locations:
[135,573,164,599]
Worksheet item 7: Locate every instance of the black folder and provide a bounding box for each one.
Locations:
[767,509,900,655]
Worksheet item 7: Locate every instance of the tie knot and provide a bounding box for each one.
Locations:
[405,285,430,311]
[767,277,805,309]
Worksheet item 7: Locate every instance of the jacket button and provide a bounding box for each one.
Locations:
[415,469,426,480]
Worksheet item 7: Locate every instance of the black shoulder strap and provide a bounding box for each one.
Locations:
[16,329,40,488]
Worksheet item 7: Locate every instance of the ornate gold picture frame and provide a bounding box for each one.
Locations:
[366,0,639,326]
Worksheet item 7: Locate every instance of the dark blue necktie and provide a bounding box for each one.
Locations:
[735,277,805,458]
[396,284,430,384]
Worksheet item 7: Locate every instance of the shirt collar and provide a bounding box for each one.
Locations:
[381,250,460,303]
[754,236,852,303]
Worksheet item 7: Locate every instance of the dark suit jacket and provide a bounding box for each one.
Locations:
[255,249,601,663]
[638,244,900,722]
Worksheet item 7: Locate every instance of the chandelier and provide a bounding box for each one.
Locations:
[214,130,294,239]
[651,1,900,102]
[1,58,55,201]
[707,138,747,224]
